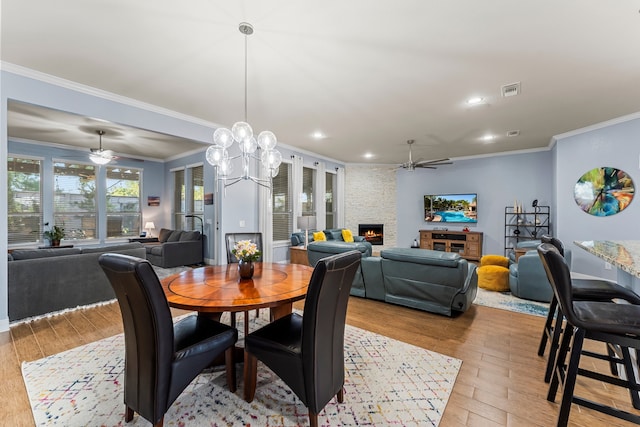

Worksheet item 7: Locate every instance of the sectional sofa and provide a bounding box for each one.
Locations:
[306,244,478,316]
[8,242,146,321]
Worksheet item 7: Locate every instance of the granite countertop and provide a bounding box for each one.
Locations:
[574,240,640,279]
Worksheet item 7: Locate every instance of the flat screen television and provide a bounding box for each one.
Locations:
[424,193,477,223]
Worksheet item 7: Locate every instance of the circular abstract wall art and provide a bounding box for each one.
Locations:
[574,167,634,216]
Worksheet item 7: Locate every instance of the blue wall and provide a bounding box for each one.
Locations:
[554,117,640,279]
[396,150,554,256]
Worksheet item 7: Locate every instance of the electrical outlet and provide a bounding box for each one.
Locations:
[605,262,612,270]
[239,220,246,228]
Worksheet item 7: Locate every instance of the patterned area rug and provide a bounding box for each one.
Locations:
[22,312,461,426]
[474,288,549,317]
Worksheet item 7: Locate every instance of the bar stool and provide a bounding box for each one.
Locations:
[538,243,640,425]
[537,235,640,383]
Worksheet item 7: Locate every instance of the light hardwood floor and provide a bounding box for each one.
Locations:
[2,298,639,426]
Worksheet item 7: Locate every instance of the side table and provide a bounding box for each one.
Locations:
[290,246,310,266]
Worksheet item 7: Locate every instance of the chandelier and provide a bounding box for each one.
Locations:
[206,22,282,190]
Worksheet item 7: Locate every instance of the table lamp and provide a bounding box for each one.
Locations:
[296,216,317,249]
[144,221,156,237]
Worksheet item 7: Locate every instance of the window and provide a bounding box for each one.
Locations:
[272,162,292,241]
[186,165,204,231]
[53,161,97,240]
[301,166,315,216]
[172,169,185,227]
[325,171,336,229]
[172,165,203,231]
[8,156,42,245]
[106,167,141,238]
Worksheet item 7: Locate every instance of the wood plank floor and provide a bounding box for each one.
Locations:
[2,297,639,426]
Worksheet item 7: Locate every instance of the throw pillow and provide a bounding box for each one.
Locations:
[342,229,354,243]
[313,231,327,241]
[158,228,172,243]
[167,230,183,242]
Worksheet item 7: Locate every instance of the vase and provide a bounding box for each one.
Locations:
[238,260,254,279]
[51,239,61,247]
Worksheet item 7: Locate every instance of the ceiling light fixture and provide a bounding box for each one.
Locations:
[481,134,495,142]
[311,131,326,140]
[466,97,484,105]
[89,130,113,165]
[206,22,282,191]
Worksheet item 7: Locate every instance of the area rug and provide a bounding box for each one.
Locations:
[22,312,461,426]
[474,288,549,317]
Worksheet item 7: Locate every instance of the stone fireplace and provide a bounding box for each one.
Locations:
[358,224,384,245]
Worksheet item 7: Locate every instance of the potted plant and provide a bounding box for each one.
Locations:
[43,223,65,247]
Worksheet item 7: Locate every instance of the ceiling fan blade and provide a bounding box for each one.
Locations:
[416,158,451,165]
[113,155,144,162]
[415,164,437,169]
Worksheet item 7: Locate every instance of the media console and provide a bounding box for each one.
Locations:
[419,230,483,261]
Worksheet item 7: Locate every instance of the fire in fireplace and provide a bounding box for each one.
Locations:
[358,224,383,245]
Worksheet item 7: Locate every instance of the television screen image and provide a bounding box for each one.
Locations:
[424,193,477,223]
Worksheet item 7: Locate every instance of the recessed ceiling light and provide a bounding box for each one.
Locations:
[466,97,484,105]
[311,131,326,140]
[363,152,374,159]
[481,134,495,142]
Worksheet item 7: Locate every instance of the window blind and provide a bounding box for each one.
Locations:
[8,157,42,245]
[272,163,292,241]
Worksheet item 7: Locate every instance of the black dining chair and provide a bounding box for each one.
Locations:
[225,232,264,334]
[225,232,263,264]
[99,253,238,427]
[537,235,640,383]
[537,243,640,426]
[243,250,361,427]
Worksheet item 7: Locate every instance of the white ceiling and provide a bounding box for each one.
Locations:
[3,1,640,165]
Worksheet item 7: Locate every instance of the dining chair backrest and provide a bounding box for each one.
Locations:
[98,253,175,420]
[225,232,263,263]
[301,250,362,412]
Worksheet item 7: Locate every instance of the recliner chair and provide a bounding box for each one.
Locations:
[508,242,572,302]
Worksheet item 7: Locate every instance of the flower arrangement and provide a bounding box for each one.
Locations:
[232,240,261,262]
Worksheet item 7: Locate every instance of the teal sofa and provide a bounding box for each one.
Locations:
[306,246,477,316]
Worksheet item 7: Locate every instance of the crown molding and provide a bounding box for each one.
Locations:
[1,61,223,130]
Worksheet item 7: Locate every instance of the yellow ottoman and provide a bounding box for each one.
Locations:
[480,254,509,268]
[477,264,510,292]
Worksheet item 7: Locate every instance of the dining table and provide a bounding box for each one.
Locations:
[160,262,314,327]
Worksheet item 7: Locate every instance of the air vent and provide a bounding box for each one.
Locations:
[507,130,520,137]
[501,82,521,97]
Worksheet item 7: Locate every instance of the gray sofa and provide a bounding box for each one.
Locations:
[8,242,146,321]
[144,228,203,268]
[306,245,477,316]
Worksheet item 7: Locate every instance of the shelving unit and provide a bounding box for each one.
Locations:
[504,205,550,256]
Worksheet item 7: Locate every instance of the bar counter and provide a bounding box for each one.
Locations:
[574,240,640,293]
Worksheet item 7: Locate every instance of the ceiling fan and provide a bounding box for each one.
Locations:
[398,139,452,171]
[88,130,115,165]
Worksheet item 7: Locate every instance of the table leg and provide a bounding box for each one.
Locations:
[270,303,293,321]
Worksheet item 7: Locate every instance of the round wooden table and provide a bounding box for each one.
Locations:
[161,262,314,322]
